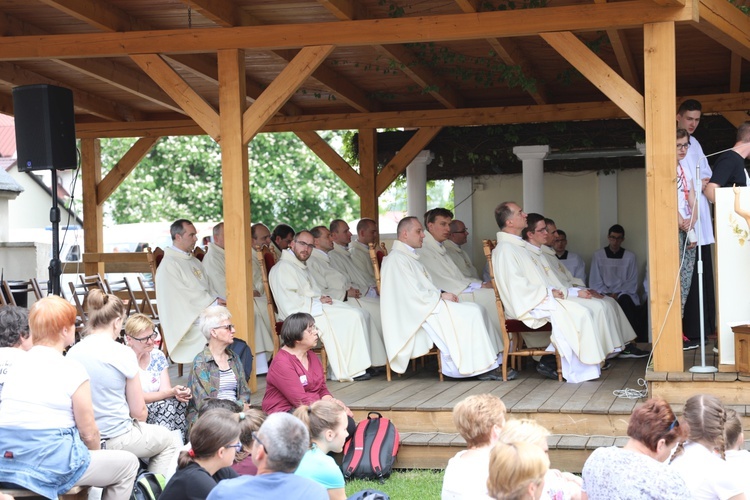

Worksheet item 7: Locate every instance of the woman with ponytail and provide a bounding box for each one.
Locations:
[67,289,179,477]
[293,400,349,500]
[669,394,745,499]
[160,408,242,500]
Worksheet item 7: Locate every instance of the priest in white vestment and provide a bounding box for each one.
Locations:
[269,223,295,263]
[492,203,607,383]
[551,229,587,283]
[156,219,224,363]
[269,230,380,381]
[381,217,506,379]
[417,208,503,336]
[350,218,379,284]
[328,219,377,294]
[444,219,480,279]
[202,222,275,374]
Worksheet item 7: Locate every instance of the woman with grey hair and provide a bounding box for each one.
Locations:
[186,306,251,429]
[0,305,32,402]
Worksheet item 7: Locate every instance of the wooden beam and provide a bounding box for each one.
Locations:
[242,45,335,144]
[696,0,750,62]
[39,0,149,32]
[722,111,749,127]
[80,138,104,277]
[0,3,695,60]
[541,32,645,128]
[376,126,442,196]
[730,51,742,94]
[96,137,159,204]
[76,91,750,138]
[593,0,642,89]
[650,0,685,6]
[317,0,356,21]
[217,48,256,391]
[295,131,362,192]
[131,54,221,141]
[359,129,378,220]
[176,0,260,27]
[644,22,682,372]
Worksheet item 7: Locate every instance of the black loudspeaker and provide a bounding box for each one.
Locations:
[13,84,77,172]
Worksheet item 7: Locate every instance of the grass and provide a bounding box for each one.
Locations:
[345,469,445,499]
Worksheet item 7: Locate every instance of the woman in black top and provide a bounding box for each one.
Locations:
[160,409,241,500]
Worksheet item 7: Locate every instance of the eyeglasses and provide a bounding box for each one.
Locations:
[251,431,274,459]
[224,442,242,453]
[295,241,315,249]
[676,142,691,151]
[667,418,680,431]
[451,229,469,234]
[305,325,321,335]
[214,324,235,331]
[127,330,160,343]
[533,228,549,233]
[608,235,624,241]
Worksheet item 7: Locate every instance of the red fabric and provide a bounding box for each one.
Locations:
[261,349,332,414]
[231,455,258,476]
[376,251,385,267]
[263,252,276,272]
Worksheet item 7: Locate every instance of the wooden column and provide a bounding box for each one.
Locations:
[217,48,256,390]
[359,129,378,220]
[80,138,104,277]
[644,22,682,372]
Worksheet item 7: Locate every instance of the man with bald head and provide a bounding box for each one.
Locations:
[380,216,509,380]
[328,219,377,295]
[444,219,480,279]
[269,230,381,381]
[349,218,379,284]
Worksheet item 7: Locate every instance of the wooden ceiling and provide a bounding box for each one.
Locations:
[0,0,747,138]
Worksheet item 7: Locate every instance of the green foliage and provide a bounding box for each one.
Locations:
[379,178,454,214]
[101,132,360,229]
[729,0,750,14]
[345,469,445,500]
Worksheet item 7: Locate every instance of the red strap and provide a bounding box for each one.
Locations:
[345,420,368,477]
[369,417,390,476]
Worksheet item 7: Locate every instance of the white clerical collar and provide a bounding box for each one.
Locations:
[354,240,369,249]
[333,242,349,251]
[403,243,417,253]
[170,245,192,256]
[313,248,328,257]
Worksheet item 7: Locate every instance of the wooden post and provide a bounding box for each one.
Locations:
[217,48,256,391]
[644,22,682,372]
[359,129,378,220]
[80,138,104,277]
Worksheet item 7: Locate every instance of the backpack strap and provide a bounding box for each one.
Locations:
[369,416,391,478]
[344,419,369,478]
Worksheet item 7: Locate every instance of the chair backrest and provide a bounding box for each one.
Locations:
[192,246,205,262]
[482,240,509,327]
[104,276,141,315]
[368,243,382,294]
[136,275,159,321]
[2,279,44,307]
[79,274,106,293]
[255,246,281,355]
[263,250,276,273]
[153,246,165,269]
[68,280,89,324]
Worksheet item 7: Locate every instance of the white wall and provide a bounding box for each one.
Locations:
[467,168,648,292]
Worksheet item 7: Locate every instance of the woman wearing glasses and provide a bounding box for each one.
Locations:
[261,313,355,437]
[124,313,191,442]
[186,306,252,429]
[582,398,690,499]
[160,408,241,500]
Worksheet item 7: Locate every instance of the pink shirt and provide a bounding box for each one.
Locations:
[261,349,332,414]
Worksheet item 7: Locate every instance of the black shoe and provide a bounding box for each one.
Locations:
[619,344,650,358]
[601,360,612,371]
[477,372,502,381]
[536,362,558,380]
[683,340,699,351]
[353,373,372,381]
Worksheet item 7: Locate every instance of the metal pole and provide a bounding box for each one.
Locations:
[49,168,62,296]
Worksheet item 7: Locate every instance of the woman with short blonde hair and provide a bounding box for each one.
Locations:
[487,441,549,500]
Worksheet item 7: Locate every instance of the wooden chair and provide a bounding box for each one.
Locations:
[255,245,326,370]
[2,279,43,306]
[482,240,562,381]
[369,243,442,381]
[67,280,89,333]
[152,246,165,269]
[104,276,141,316]
[78,274,106,293]
[192,246,205,262]
[375,241,388,267]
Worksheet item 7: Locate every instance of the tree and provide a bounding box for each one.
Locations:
[101,132,360,229]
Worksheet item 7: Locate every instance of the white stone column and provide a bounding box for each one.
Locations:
[406,150,434,218]
[513,145,549,214]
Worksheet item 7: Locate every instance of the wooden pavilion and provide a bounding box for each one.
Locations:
[1,0,748,394]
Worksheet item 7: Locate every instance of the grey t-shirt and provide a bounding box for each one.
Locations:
[582,446,690,500]
[67,333,139,439]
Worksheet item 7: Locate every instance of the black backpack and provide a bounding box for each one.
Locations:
[341,411,400,482]
[130,470,165,500]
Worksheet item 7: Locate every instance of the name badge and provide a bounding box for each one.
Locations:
[299,375,308,386]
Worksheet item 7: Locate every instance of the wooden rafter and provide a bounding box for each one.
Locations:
[96,137,159,204]
[594,0,641,89]
[376,126,443,195]
[541,32,645,127]
[0,3,694,60]
[176,0,260,27]
[242,45,335,144]
[730,51,742,93]
[696,0,750,61]
[453,0,548,104]
[295,131,362,192]
[76,90,750,138]
[317,0,358,21]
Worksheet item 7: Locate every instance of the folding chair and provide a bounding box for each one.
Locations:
[104,276,141,316]
[369,243,441,382]
[482,240,562,381]
[2,279,43,307]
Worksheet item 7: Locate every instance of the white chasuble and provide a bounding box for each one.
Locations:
[350,241,377,284]
[443,239,480,279]
[155,247,217,363]
[380,240,500,376]
[416,232,503,338]
[307,249,386,366]
[268,250,374,381]
[492,233,606,382]
[328,243,376,293]
[202,243,275,358]
[541,245,636,347]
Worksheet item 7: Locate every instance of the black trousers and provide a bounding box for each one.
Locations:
[682,244,716,341]
[618,295,648,343]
